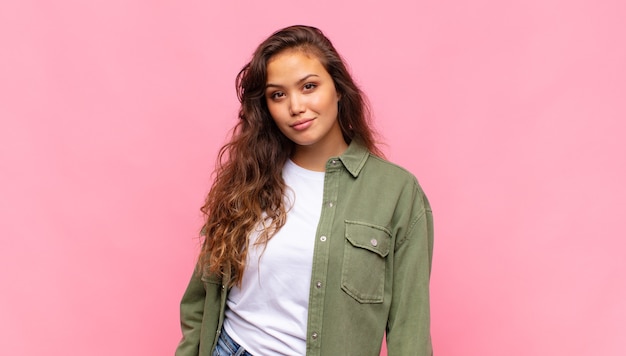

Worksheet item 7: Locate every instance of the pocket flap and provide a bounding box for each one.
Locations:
[345,221,391,258]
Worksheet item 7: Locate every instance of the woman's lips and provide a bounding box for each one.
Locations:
[290,118,314,131]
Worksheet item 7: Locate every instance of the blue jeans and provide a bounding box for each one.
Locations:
[213,328,254,356]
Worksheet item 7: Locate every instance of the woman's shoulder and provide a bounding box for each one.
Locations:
[341,140,425,191]
[365,154,422,184]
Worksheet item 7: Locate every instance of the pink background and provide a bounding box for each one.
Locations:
[1,1,625,355]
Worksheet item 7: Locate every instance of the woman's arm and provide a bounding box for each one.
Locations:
[386,189,434,355]
[175,269,206,356]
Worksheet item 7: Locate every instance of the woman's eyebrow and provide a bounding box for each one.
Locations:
[266,74,320,89]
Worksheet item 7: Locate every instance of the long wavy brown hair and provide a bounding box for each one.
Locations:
[198,25,383,287]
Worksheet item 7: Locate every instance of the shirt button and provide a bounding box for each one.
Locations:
[328,202,334,208]
[370,239,378,247]
[311,332,319,340]
[320,236,327,242]
[316,281,322,288]
[331,159,337,165]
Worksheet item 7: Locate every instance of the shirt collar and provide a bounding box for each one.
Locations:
[336,139,370,178]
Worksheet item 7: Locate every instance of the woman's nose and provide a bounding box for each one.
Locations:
[289,94,306,116]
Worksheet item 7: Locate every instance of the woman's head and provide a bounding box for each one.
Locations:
[236,25,380,154]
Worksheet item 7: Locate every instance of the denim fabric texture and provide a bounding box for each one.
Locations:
[213,328,253,356]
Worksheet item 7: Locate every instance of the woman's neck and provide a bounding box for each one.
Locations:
[291,141,348,172]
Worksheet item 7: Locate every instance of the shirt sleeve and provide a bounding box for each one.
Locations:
[386,186,434,355]
[175,268,206,356]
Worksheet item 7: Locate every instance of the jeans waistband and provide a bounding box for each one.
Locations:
[216,328,254,356]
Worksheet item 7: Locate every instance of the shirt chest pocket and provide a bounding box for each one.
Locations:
[341,221,391,304]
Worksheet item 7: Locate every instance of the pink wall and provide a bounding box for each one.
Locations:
[1,1,625,355]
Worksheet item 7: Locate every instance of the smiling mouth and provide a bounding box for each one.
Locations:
[290,118,315,131]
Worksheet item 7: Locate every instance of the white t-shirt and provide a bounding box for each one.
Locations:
[223,159,324,355]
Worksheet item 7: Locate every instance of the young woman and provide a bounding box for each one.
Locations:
[176,25,434,356]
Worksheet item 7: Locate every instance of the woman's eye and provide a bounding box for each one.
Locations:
[270,92,285,100]
[303,83,317,91]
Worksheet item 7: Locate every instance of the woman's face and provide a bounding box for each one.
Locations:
[265,50,345,156]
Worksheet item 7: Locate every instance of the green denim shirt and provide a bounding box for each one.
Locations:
[176,140,434,356]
